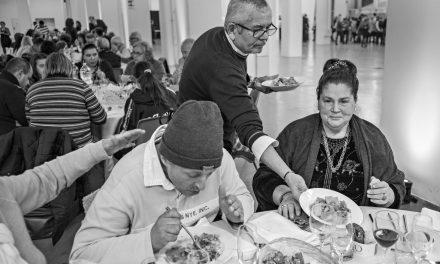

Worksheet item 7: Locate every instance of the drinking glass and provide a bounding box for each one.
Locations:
[372,210,400,263]
[406,231,433,264]
[331,212,353,264]
[237,223,261,264]
[310,203,336,250]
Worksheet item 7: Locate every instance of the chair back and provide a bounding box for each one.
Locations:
[135,110,173,145]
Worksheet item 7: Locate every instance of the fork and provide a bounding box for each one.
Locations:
[165,207,203,250]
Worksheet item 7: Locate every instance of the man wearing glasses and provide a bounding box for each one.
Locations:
[178,0,308,215]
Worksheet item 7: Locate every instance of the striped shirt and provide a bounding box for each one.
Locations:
[26,77,107,148]
[36,25,49,37]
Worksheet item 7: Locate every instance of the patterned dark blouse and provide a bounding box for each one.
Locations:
[310,131,365,205]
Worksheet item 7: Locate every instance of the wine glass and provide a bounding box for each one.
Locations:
[310,203,336,250]
[331,211,353,264]
[372,210,400,263]
[237,223,261,264]
[408,214,434,263]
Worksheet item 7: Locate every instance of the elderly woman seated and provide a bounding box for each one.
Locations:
[124,41,165,81]
[252,59,405,219]
[110,36,131,63]
[97,37,121,68]
[75,43,116,84]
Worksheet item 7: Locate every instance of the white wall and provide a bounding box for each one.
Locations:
[29,0,65,30]
[334,0,348,17]
[186,0,223,39]
[0,0,33,35]
[127,0,152,46]
[382,0,440,205]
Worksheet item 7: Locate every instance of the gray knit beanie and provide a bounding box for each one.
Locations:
[159,100,224,170]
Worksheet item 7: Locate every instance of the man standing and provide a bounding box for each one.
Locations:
[70,101,254,263]
[0,58,32,135]
[88,16,107,33]
[178,0,307,211]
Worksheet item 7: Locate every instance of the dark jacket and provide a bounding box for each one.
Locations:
[0,71,28,135]
[253,114,406,211]
[0,127,78,243]
[121,88,176,131]
[178,27,264,152]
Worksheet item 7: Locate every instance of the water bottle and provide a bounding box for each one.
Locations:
[79,63,93,86]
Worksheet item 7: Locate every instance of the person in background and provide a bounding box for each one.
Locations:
[76,33,86,50]
[88,16,107,33]
[124,41,165,81]
[0,58,31,135]
[93,27,105,40]
[26,52,107,148]
[59,33,72,48]
[170,38,194,85]
[84,32,96,45]
[0,129,144,264]
[110,36,131,63]
[70,101,254,263]
[178,0,308,206]
[129,31,142,47]
[75,20,82,32]
[40,40,56,55]
[97,37,121,69]
[12,33,24,54]
[29,53,47,85]
[76,43,116,84]
[35,20,49,38]
[30,37,44,54]
[253,59,405,218]
[64,18,77,43]
[0,21,12,54]
[121,61,176,132]
[15,36,33,58]
[55,40,67,53]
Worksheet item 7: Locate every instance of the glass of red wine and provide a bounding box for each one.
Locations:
[373,210,400,262]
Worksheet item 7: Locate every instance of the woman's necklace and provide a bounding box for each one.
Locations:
[321,126,351,173]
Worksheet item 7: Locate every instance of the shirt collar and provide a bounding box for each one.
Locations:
[224,30,248,57]
[142,125,176,191]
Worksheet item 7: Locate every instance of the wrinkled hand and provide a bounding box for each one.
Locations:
[278,192,302,219]
[284,172,308,201]
[150,208,182,252]
[219,188,244,224]
[101,129,145,155]
[367,176,395,206]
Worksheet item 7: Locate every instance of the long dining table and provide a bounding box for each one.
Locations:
[208,206,440,264]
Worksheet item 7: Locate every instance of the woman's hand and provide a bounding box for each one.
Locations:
[367,176,395,207]
[277,192,301,219]
[101,129,145,156]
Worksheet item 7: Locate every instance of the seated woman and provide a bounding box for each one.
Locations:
[124,41,165,81]
[120,61,176,131]
[75,43,116,84]
[110,36,131,63]
[29,53,47,85]
[27,52,107,148]
[252,59,405,219]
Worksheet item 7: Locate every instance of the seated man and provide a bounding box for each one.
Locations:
[70,101,254,263]
[0,129,144,264]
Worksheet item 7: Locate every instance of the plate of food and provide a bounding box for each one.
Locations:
[299,188,363,225]
[261,76,301,92]
[156,225,234,264]
[259,237,336,264]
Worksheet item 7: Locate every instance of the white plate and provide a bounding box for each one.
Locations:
[156,224,234,264]
[299,188,364,225]
[262,77,301,92]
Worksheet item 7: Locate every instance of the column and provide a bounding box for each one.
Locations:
[86,0,100,27]
[159,0,179,65]
[126,0,152,46]
[315,0,331,44]
[69,0,88,31]
[100,0,124,37]
[186,0,223,39]
[279,0,302,57]
[381,0,440,205]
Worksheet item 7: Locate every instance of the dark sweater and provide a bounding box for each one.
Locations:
[99,50,121,69]
[253,114,406,211]
[0,71,28,135]
[178,27,265,152]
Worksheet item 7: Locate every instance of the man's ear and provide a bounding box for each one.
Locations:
[226,23,237,40]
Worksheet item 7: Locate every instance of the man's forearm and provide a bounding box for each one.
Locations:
[259,145,291,178]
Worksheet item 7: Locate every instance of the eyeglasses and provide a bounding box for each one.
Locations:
[235,23,277,38]
[131,51,143,56]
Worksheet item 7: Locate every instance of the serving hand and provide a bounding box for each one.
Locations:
[251,74,279,94]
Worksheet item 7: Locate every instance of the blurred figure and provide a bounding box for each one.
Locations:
[35,20,49,38]
[40,40,56,55]
[110,36,131,63]
[129,31,142,47]
[15,36,33,58]
[124,41,165,81]
[88,16,107,33]
[12,33,24,54]
[0,21,12,54]
[64,18,77,42]
[29,53,47,85]
[97,37,121,68]
[171,38,194,84]
[75,20,82,32]
[76,33,86,49]
[85,32,96,45]
[59,33,72,48]
[55,40,67,52]
[0,58,31,135]
[30,37,44,54]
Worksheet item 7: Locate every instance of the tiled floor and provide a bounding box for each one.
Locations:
[43,41,439,264]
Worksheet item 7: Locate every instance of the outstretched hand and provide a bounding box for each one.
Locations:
[102,129,145,156]
[251,74,279,94]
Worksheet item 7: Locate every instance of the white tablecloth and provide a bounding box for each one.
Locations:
[210,206,440,264]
